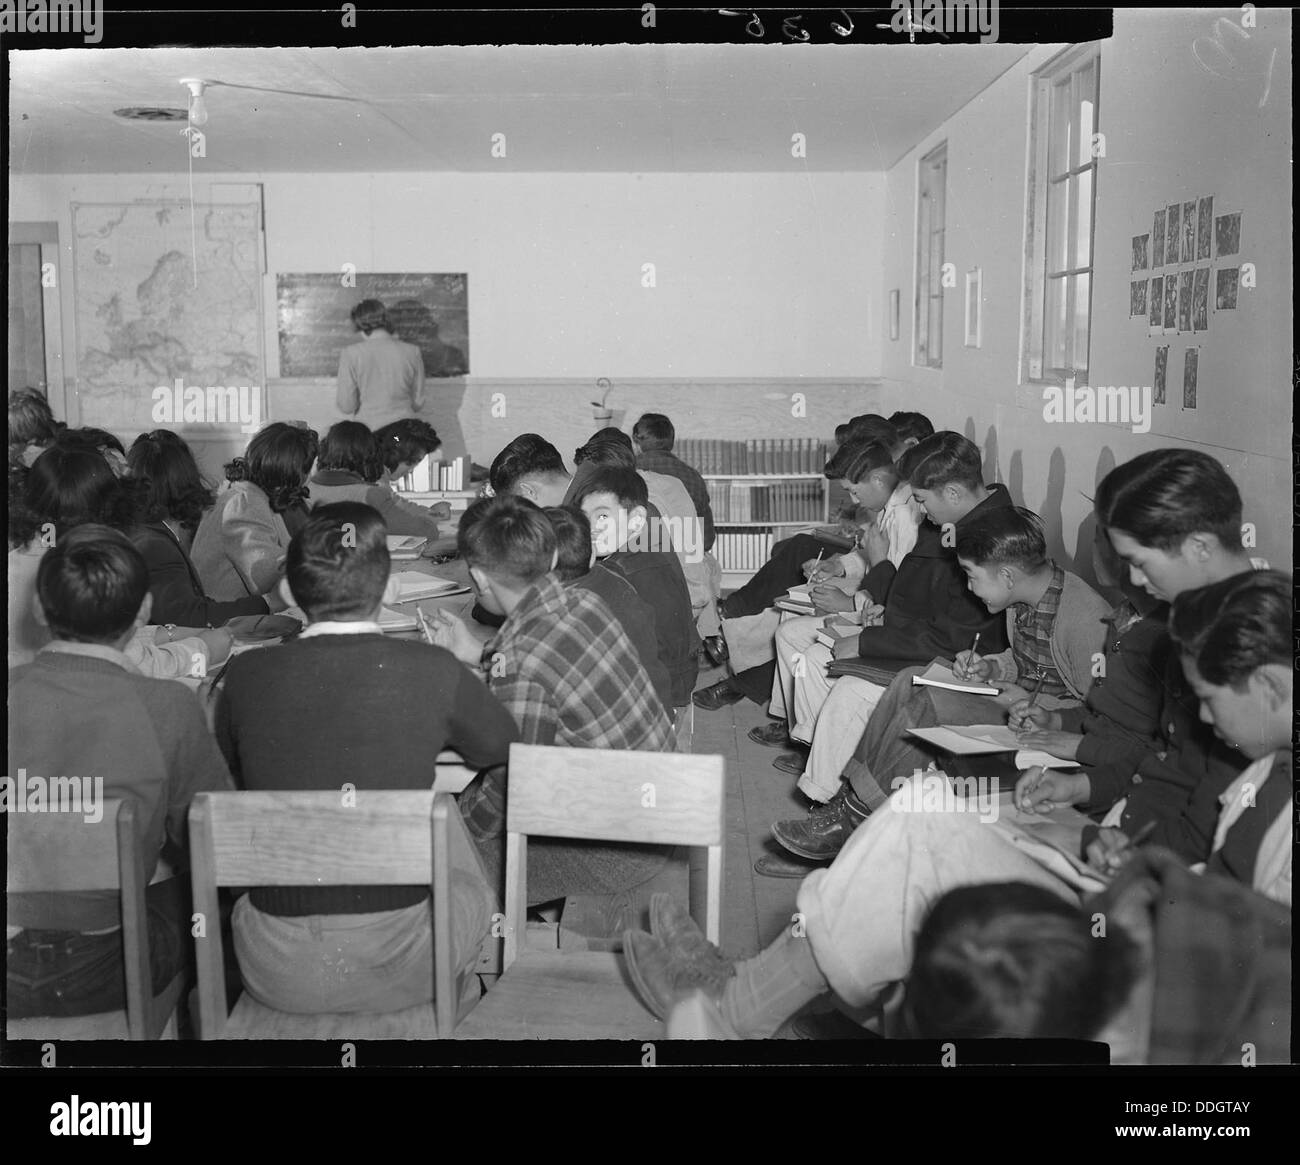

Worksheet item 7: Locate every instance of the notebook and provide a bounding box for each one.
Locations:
[910,661,999,696]
[377,605,420,633]
[907,724,1076,769]
[386,535,428,560]
[814,615,860,649]
[388,570,469,602]
[775,583,816,614]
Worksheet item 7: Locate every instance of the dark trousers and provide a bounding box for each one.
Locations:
[6,877,192,1018]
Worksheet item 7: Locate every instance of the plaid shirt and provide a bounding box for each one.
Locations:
[1010,562,1068,699]
[461,573,673,838]
[635,449,714,550]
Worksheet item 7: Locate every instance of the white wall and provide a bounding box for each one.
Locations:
[875,8,1292,574]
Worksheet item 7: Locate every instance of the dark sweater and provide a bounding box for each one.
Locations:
[636,449,715,551]
[566,562,674,714]
[600,545,700,707]
[851,483,1013,664]
[214,632,519,916]
[130,521,270,627]
[8,648,234,931]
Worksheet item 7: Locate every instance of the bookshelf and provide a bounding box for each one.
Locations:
[677,437,832,590]
[391,452,478,510]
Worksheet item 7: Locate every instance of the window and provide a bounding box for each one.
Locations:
[1024,46,1100,384]
[914,142,947,369]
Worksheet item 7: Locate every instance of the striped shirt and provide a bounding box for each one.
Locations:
[1010,562,1068,699]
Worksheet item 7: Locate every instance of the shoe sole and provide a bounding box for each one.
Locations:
[770,821,842,862]
[621,930,670,1020]
[753,854,822,878]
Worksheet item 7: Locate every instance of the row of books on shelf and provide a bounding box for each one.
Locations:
[705,480,825,523]
[394,454,473,493]
[713,528,775,573]
[677,437,828,476]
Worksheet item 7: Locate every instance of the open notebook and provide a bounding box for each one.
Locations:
[388,570,470,602]
[907,724,1076,770]
[910,661,999,696]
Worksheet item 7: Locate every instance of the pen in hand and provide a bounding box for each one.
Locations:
[954,632,981,680]
[417,608,436,646]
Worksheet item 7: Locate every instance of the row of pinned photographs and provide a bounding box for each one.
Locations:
[1131,200,1241,271]
[1129,266,1239,328]
[1151,345,1198,410]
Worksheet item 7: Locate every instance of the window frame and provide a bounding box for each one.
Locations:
[914,141,948,370]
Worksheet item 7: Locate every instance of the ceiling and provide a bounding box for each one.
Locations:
[9,44,1034,174]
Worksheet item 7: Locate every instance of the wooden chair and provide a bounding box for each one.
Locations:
[454,743,725,1039]
[188,789,486,1039]
[6,799,185,1041]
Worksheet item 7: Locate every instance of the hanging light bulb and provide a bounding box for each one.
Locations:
[179,78,208,126]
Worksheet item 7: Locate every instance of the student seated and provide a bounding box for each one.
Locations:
[769,505,1110,862]
[544,504,674,715]
[620,567,1291,1052]
[428,495,675,906]
[191,422,318,602]
[488,432,571,505]
[632,412,715,552]
[308,420,445,541]
[214,502,519,1014]
[373,418,454,530]
[127,430,283,627]
[573,465,701,709]
[9,444,230,675]
[7,526,234,1020]
[51,426,130,477]
[8,387,63,469]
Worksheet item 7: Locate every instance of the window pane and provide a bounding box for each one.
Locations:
[1046,177,1069,273]
[1075,61,1096,168]
[1045,276,1068,369]
[1049,78,1072,175]
[1074,168,1093,268]
[1072,272,1091,373]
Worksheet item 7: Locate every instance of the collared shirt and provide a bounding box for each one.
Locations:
[1010,561,1068,699]
[40,639,135,669]
[298,620,385,639]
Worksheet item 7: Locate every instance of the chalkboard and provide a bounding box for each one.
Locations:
[277,273,469,379]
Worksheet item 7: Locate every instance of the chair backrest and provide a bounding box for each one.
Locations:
[188,790,481,1037]
[502,744,725,968]
[6,798,157,1039]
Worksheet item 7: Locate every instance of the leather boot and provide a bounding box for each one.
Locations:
[770,788,871,861]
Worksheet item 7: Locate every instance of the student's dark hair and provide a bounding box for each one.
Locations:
[574,427,636,470]
[887,411,935,444]
[489,433,567,496]
[9,445,134,549]
[824,440,896,485]
[897,431,984,493]
[1169,570,1289,690]
[834,414,898,451]
[374,418,441,474]
[350,298,391,335]
[9,388,59,447]
[956,506,1049,573]
[458,495,556,589]
[319,421,384,484]
[571,464,649,512]
[127,430,216,536]
[286,502,390,621]
[223,422,318,513]
[632,413,675,452]
[903,883,1140,1041]
[544,505,594,582]
[1094,448,1242,552]
[54,426,127,459]
[37,524,150,644]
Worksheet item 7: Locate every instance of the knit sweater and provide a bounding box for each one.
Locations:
[214,632,519,916]
[8,645,234,931]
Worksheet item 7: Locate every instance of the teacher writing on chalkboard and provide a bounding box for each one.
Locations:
[336,298,426,430]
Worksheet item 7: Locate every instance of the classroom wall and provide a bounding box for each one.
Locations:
[875,7,1293,576]
[8,170,884,475]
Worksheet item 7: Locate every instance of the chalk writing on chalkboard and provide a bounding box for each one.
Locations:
[277,273,469,379]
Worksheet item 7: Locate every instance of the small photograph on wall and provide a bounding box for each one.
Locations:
[1152,209,1166,266]
[1130,280,1148,317]
[1165,203,1181,263]
[1149,276,1163,329]
[1192,268,1210,331]
[1215,212,1242,257]
[1196,195,1214,260]
[1154,345,1169,405]
[1180,200,1197,262]
[1163,275,1178,330]
[1182,348,1199,409]
[1216,266,1240,310]
[1131,234,1149,272]
[1177,270,1194,332]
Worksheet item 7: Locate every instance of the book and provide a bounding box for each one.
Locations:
[388,570,470,602]
[386,535,428,560]
[814,615,860,649]
[906,724,1076,769]
[910,662,1000,696]
[775,583,815,614]
[377,605,419,633]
